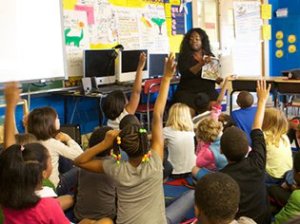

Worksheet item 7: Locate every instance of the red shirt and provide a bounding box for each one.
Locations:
[3,198,70,224]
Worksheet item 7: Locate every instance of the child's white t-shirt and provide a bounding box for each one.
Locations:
[107,109,129,130]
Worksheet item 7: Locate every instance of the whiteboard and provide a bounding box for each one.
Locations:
[0,0,66,83]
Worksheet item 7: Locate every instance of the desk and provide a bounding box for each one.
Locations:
[229,77,300,113]
[57,77,180,127]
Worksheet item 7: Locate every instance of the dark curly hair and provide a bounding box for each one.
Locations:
[179,28,213,60]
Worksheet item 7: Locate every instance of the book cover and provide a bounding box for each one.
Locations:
[201,57,220,81]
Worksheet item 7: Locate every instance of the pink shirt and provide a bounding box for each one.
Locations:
[195,141,216,170]
[3,198,70,224]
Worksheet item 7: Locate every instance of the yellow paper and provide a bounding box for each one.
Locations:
[165,3,171,18]
[261,4,272,20]
[169,35,183,53]
[63,0,77,10]
[262,24,271,40]
[169,0,181,6]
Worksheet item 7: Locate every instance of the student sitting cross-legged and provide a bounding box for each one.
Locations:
[220,80,272,224]
[74,53,177,224]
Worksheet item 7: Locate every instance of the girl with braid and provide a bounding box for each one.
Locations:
[74,53,176,224]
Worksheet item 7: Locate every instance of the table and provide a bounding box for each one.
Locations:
[229,76,300,113]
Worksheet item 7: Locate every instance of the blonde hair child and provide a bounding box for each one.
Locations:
[262,108,292,181]
[164,103,196,176]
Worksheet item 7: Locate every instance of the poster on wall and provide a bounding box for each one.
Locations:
[63,10,89,77]
[232,1,262,76]
[62,0,170,77]
[139,4,169,53]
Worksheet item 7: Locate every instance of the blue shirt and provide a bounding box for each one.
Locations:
[231,107,257,145]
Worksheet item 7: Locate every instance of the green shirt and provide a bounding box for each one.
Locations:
[274,189,300,224]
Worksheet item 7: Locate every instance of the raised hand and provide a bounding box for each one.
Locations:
[4,82,21,107]
[163,53,176,79]
[137,52,147,71]
[256,79,271,103]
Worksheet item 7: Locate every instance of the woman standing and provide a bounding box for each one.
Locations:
[173,28,222,113]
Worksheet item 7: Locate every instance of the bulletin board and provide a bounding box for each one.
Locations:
[62,0,185,78]
[270,18,300,76]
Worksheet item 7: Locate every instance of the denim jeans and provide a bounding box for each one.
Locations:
[166,189,195,224]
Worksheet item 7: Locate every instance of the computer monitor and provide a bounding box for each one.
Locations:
[149,53,168,78]
[115,49,148,83]
[83,49,116,86]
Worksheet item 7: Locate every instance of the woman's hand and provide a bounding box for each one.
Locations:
[193,52,205,65]
[203,55,212,64]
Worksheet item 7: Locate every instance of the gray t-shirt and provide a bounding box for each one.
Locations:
[103,150,167,224]
[74,168,116,221]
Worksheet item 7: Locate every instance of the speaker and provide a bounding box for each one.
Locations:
[81,77,92,94]
[60,124,81,146]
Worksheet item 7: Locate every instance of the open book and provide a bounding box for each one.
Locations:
[201,57,220,80]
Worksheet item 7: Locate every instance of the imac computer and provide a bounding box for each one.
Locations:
[115,49,148,83]
[149,53,168,78]
[83,49,116,87]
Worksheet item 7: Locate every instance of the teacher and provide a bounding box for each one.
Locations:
[172,28,222,113]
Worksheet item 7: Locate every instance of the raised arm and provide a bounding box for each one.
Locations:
[125,52,146,114]
[74,129,119,173]
[252,79,271,130]
[216,75,232,105]
[4,82,21,149]
[151,53,176,160]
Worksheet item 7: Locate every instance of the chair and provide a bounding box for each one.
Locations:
[136,77,162,131]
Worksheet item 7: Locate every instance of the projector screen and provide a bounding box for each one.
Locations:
[0,0,66,83]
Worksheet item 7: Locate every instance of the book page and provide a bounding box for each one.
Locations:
[201,57,220,80]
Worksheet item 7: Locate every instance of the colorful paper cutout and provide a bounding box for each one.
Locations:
[262,24,271,40]
[261,4,272,20]
[275,49,284,58]
[276,31,284,39]
[276,40,284,48]
[288,35,296,43]
[288,45,296,53]
[75,5,95,25]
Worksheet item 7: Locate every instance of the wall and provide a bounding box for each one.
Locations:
[269,0,300,76]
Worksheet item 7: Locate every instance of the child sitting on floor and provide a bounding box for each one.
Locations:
[231,91,257,145]
[220,80,271,224]
[74,126,116,224]
[262,108,293,185]
[103,53,146,129]
[74,53,176,224]
[163,103,196,177]
[192,108,227,180]
[191,173,256,224]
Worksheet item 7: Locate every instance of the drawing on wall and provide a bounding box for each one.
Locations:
[62,0,170,76]
[64,10,89,77]
[151,17,166,35]
[64,22,85,47]
[141,14,152,28]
